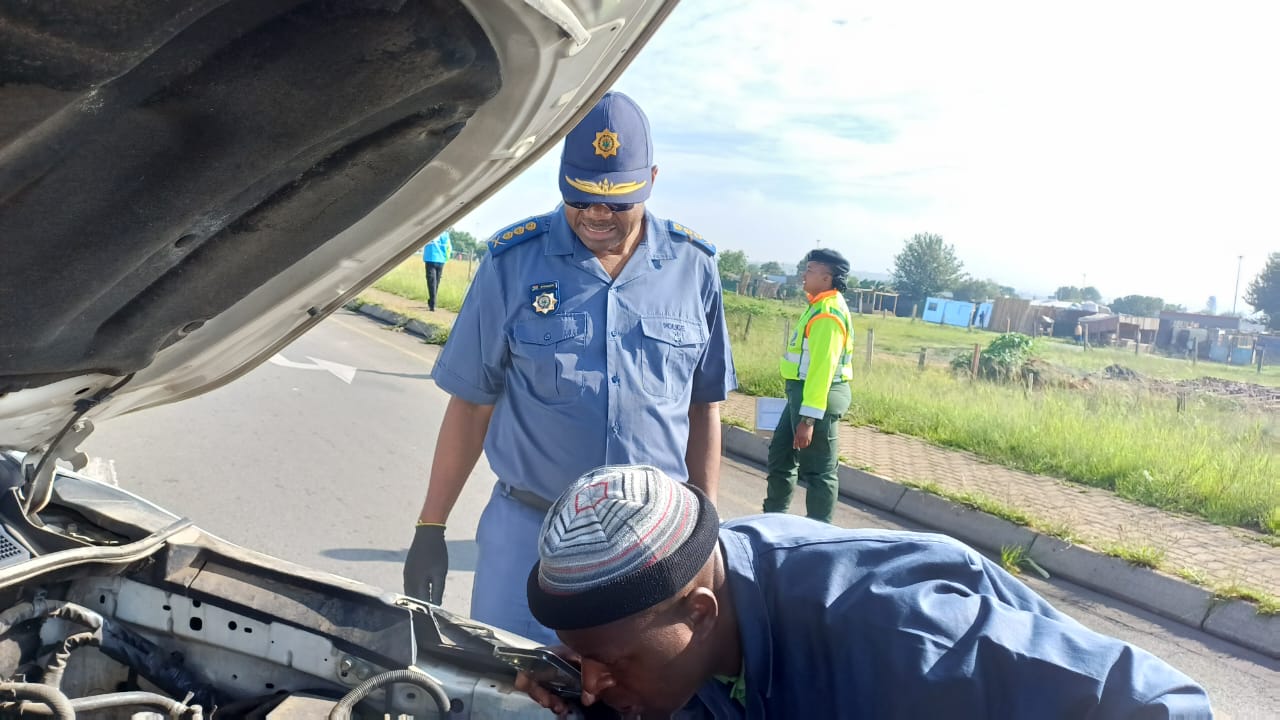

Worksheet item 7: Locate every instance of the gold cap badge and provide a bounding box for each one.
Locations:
[592,129,620,159]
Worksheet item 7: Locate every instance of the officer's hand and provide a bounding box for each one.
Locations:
[514,645,583,717]
[794,421,815,450]
[404,524,448,605]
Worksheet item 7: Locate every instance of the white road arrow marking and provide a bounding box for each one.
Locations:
[268,353,357,384]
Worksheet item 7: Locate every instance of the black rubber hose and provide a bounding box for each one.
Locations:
[41,630,100,690]
[0,598,102,637]
[328,668,450,719]
[0,682,75,719]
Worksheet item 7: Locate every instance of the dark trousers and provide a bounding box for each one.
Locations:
[763,379,852,523]
[424,261,444,310]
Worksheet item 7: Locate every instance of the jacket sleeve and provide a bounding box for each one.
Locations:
[798,315,844,418]
[821,538,1215,719]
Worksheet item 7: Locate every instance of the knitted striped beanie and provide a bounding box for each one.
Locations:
[527,465,720,631]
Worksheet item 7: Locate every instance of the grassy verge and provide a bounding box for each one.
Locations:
[371,257,474,313]
[725,297,1279,535]
[365,261,1280,536]
[854,362,1278,533]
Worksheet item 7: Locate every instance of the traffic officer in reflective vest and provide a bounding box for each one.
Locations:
[403,91,737,644]
[762,248,854,523]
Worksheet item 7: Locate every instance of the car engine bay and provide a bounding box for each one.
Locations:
[0,458,567,718]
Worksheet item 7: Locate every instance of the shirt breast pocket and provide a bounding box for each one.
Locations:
[639,315,708,400]
[511,313,591,405]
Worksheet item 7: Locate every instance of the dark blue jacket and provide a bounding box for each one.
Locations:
[692,517,1212,719]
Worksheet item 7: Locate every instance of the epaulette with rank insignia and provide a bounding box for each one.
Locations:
[666,220,716,256]
[487,213,554,256]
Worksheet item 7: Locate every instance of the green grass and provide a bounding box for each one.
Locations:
[1000,545,1029,574]
[951,490,1033,526]
[365,271,1280,536]
[1177,567,1209,586]
[836,361,1280,534]
[1039,520,1080,544]
[1213,583,1280,615]
[726,295,1280,386]
[1000,544,1050,578]
[1036,339,1280,387]
[1104,542,1166,569]
[371,257,474,312]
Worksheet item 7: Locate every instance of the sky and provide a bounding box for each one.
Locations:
[456,0,1280,312]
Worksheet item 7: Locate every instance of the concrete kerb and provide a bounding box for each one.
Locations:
[1204,600,1280,659]
[719,425,1280,659]
[346,301,448,342]
[1027,536,1215,630]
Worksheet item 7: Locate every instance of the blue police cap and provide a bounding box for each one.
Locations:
[559,91,654,205]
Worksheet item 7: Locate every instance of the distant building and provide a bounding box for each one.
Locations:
[921,297,976,328]
[1156,311,1248,350]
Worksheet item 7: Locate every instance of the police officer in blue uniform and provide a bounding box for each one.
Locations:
[403,91,737,643]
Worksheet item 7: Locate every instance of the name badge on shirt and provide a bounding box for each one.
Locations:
[530,281,559,315]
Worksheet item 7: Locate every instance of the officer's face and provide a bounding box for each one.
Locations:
[802,261,834,295]
[563,168,658,255]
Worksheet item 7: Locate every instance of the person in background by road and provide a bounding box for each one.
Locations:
[761,248,853,524]
[422,230,451,311]
[518,465,1214,719]
[402,91,736,644]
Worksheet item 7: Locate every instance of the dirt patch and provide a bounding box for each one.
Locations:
[1096,364,1280,412]
[356,288,457,326]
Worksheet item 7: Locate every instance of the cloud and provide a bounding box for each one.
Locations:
[457,0,1280,309]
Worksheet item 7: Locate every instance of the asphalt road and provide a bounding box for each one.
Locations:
[82,310,1279,718]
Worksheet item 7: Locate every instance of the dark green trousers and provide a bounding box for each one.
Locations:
[763,379,852,523]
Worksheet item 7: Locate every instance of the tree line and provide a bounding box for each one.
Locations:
[715,233,1280,327]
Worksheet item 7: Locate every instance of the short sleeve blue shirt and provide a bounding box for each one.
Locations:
[432,207,737,501]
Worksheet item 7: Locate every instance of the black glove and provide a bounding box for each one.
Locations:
[404,524,448,605]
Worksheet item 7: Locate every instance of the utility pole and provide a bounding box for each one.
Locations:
[1233,255,1243,316]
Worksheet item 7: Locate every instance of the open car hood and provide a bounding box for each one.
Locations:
[0,0,677,457]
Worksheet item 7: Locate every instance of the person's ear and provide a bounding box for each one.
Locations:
[684,587,719,641]
[650,165,659,185]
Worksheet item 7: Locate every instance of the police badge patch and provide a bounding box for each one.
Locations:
[530,281,559,315]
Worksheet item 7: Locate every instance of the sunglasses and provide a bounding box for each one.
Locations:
[564,200,638,212]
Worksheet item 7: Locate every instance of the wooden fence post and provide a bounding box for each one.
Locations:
[1259,347,1266,374]
[744,314,753,341]
[865,328,875,369]
[911,303,918,323]
[783,319,791,350]
[970,343,981,378]
[918,347,928,371]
